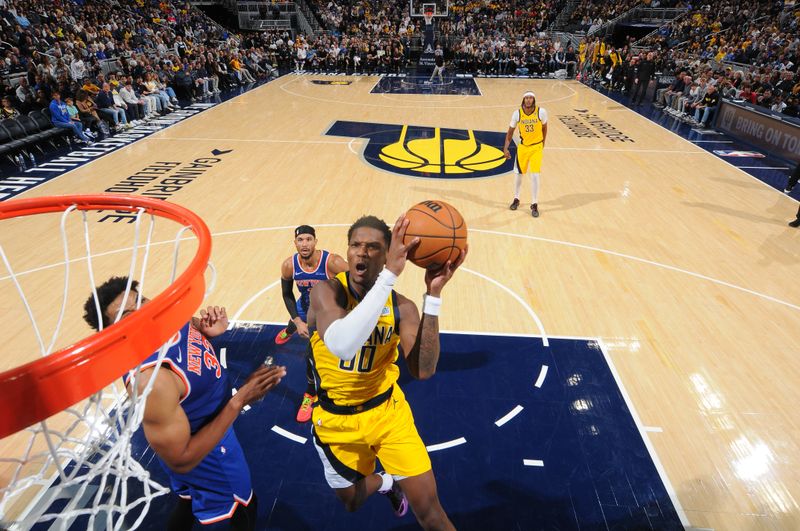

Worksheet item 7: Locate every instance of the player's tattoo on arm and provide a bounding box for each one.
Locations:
[407,314,440,380]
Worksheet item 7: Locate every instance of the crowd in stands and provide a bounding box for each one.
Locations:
[563,0,645,33]
[1,0,798,148]
[574,0,799,125]
[0,0,280,145]
[296,0,569,76]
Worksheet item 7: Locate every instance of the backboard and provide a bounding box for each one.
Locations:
[410,0,449,18]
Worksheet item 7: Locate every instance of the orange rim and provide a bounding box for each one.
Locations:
[0,194,211,439]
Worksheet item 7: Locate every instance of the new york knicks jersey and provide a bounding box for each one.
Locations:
[310,271,401,406]
[517,106,544,146]
[125,322,229,433]
[294,249,331,314]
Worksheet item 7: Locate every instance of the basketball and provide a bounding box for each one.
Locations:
[403,200,468,269]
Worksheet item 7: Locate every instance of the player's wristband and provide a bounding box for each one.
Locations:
[423,294,442,316]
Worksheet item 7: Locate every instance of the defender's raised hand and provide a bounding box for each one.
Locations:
[233,365,287,408]
[197,306,229,338]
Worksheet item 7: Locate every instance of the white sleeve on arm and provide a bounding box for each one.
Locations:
[509,109,520,129]
[539,107,548,124]
[322,269,396,361]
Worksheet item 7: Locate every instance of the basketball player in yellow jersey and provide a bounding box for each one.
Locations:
[307,215,466,530]
[504,91,548,217]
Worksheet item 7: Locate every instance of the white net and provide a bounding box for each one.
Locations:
[0,203,211,530]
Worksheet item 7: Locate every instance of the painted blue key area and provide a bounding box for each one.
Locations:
[125,324,681,530]
[370,76,481,96]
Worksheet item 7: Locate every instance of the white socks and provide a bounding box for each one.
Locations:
[514,173,540,203]
[377,471,394,494]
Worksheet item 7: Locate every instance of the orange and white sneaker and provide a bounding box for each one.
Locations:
[296,393,317,423]
[274,327,293,345]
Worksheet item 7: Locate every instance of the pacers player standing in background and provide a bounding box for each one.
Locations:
[308,215,465,530]
[504,91,548,217]
[274,225,347,422]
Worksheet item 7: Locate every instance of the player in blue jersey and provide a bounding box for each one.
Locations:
[83,276,286,531]
[274,225,347,422]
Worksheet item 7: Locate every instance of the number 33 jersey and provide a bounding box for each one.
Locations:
[309,271,401,406]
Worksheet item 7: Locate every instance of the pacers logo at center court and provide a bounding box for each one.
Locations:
[326,120,515,179]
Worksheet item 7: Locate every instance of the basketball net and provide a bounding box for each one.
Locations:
[0,198,214,530]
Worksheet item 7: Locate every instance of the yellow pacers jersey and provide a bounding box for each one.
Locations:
[518,106,544,146]
[310,272,401,406]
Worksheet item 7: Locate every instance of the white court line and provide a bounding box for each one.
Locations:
[534,365,549,388]
[737,166,790,170]
[691,140,733,143]
[279,74,576,109]
[368,75,383,94]
[151,136,702,155]
[461,266,549,347]
[231,388,251,412]
[380,91,471,104]
[596,338,690,526]
[442,329,608,340]
[227,322,588,343]
[228,322,596,343]
[546,146,705,154]
[347,138,358,154]
[150,137,352,144]
[230,279,281,322]
[9,78,280,201]
[644,426,664,433]
[426,437,467,452]
[471,228,800,312]
[3,224,798,314]
[270,425,307,445]
[523,459,544,467]
[494,405,524,427]
[584,83,799,205]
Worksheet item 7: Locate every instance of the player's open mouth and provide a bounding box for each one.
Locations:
[355,263,367,273]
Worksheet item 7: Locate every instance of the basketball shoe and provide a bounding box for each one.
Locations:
[384,481,408,517]
[296,393,317,423]
[275,328,293,345]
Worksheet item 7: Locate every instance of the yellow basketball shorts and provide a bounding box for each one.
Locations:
[311,386,431,488]
[515,142,544,174]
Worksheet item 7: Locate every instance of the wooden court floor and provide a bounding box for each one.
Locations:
[2,75,800,529]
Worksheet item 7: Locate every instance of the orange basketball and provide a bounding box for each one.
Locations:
[403,200,468,269]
